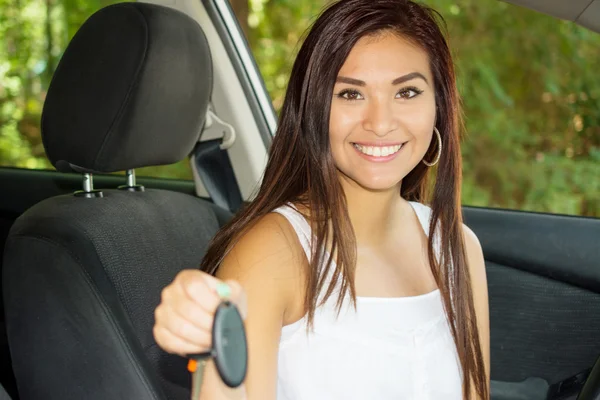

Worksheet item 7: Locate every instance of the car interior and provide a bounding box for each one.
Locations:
[0,0,598,399]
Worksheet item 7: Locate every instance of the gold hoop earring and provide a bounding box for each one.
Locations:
[423,127,442,167]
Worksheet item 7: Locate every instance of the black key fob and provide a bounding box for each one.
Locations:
[212,301,248,387]
[189,301,247,389]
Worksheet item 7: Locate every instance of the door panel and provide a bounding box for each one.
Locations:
[464,206,600,387]
[487,261,599,383]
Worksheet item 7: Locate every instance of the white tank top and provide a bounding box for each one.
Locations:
[272,201,463,400]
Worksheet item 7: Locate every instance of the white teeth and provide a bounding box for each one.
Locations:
[354,144,402,157]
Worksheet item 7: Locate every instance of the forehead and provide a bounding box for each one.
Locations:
[338,32,432,80]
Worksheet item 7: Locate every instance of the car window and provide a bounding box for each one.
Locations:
[0,0,192,180]
[233,0,599,218]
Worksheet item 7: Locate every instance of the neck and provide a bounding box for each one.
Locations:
[340,176,406,245]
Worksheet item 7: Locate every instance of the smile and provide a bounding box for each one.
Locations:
[352,143,404,158]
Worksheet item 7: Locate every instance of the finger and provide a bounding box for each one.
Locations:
[225,280,247,319]
[196,273,238,301]
[159,296,214,333]
[153,325,210,356]
[194,271,224,291]
[225,280,243,301]
[155,306,212,349]
[176,271,221,313]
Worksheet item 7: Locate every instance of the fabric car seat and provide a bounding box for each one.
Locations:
[2,3,231,399]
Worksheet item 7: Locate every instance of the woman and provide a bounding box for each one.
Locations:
[153,0,490,399]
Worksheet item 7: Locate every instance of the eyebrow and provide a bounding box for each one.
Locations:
[336,72,429,86]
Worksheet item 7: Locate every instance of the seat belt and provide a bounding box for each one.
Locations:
[546,364,594,400]
[577,355,600,400]
[191,106,243,213]
[192,139,243,212]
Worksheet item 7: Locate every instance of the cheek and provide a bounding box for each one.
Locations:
[401,102,436,143]
[329,104,362,147]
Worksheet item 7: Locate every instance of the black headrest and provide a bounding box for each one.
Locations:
[41,2,212,173]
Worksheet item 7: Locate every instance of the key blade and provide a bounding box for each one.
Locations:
[190,360,207,400]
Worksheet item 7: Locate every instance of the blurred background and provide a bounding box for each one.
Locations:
[0,0,598,216]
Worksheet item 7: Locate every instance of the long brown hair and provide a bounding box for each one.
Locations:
[201,0,488,398]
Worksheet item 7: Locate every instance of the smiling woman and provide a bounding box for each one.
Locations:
[154,1,490,399]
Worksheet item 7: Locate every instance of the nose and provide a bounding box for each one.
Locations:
[362,98,399,137]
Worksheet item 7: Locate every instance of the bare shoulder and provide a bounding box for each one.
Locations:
[461,223,487,303]
[462,225,484,271]
[216,212,306,283]
[215,211,308,319]
[462,223,491,384]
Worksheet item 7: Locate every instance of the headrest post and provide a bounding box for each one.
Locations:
[83,173,93,192]
[74,173,103,198]
[118,169,145,192]
[126,169,136,187]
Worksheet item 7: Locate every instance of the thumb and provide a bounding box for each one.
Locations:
[198,272,233,298]
[197,272,246,317]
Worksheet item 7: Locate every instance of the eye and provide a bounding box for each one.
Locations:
[396,86,423,100]
[337,89,364,101]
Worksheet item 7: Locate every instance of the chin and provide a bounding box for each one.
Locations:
[347,174,402,192]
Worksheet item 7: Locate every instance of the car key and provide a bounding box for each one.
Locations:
[188,351,212,400]
[188,298,248,399]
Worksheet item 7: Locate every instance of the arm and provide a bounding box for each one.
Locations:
[463,224,491,399]
[199,213,307,400]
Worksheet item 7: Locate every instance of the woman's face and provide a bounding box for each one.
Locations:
[329,32,437,192]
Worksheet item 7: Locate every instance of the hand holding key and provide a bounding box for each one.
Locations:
[154,270,247,357]
[154,270,249,399]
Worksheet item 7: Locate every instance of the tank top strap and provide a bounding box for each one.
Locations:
[271,204,313,261]
[408,201,432,236]
[409,201,456,305]
[408,201,443,262]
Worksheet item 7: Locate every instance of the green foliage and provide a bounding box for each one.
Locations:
[0,0,52,169]
[426,0,600,216]
[0,0,598,216]
[246,0,328,110]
